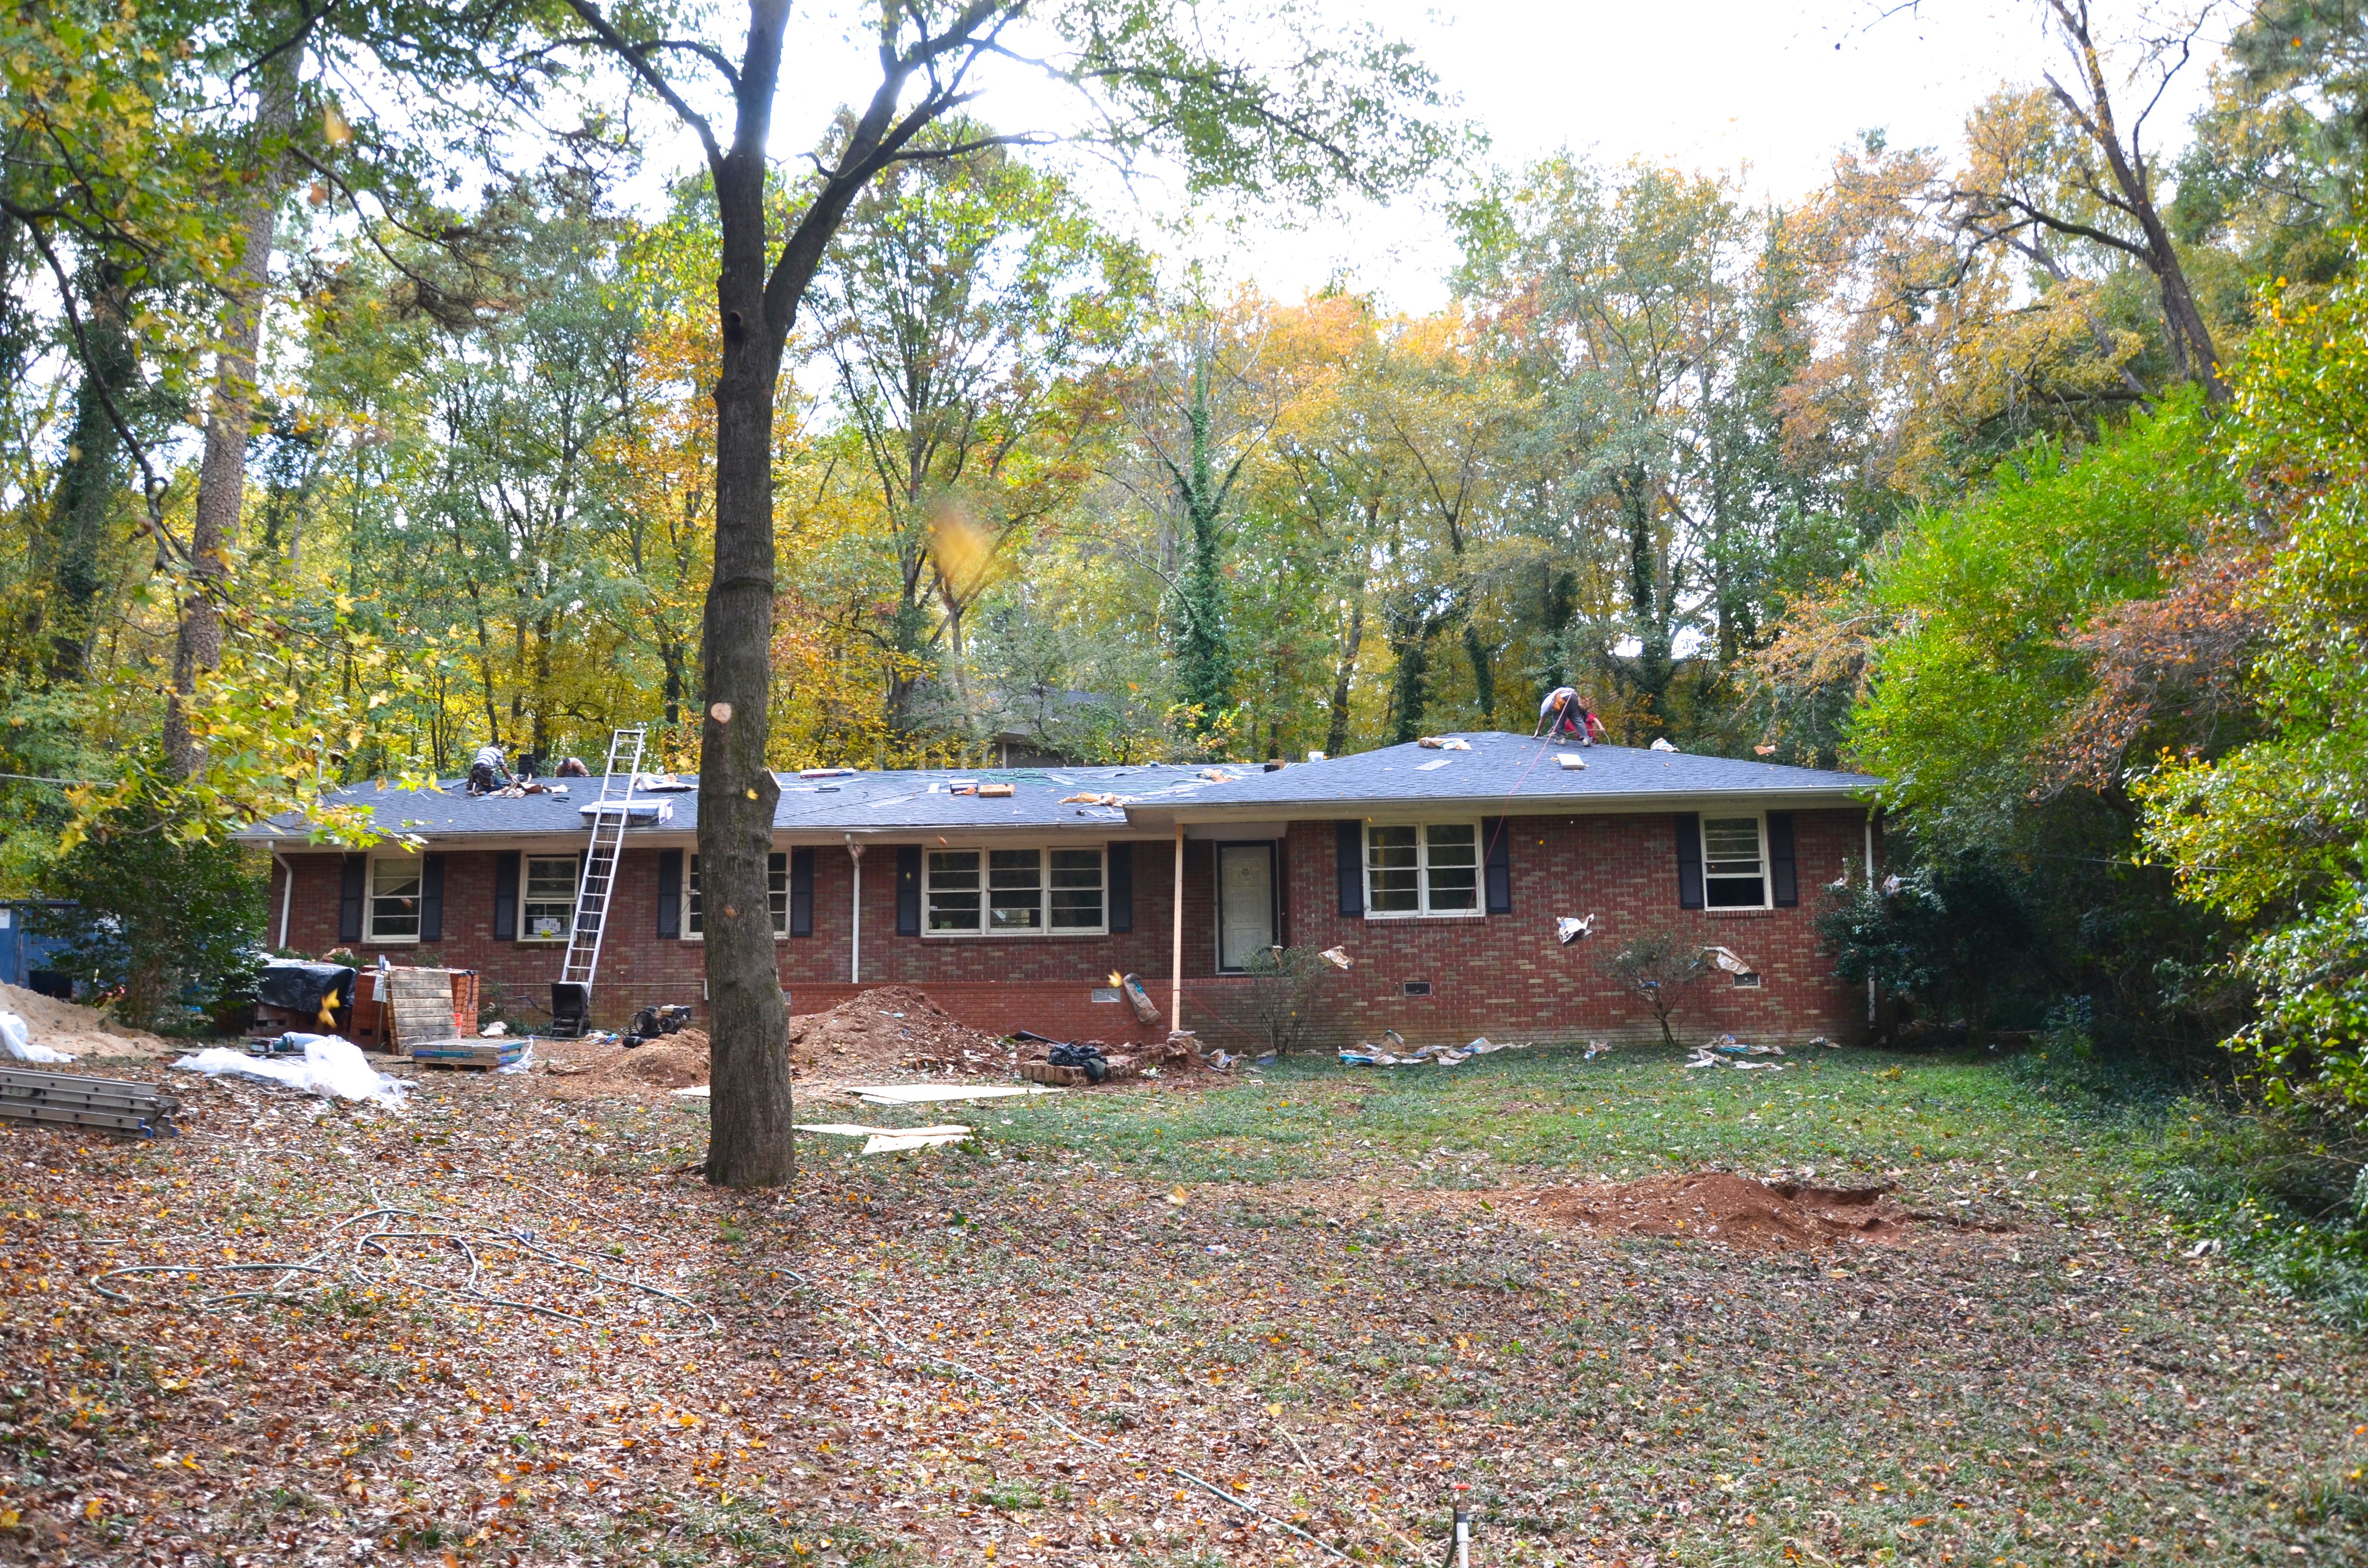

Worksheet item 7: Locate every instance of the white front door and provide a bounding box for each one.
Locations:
[1217,843,1276,972]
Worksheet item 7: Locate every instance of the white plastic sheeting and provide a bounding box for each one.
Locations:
[0,1012,74,1064]
[172,1035,410,1108]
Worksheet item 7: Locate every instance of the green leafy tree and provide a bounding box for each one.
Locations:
[2138,262,2368,1110]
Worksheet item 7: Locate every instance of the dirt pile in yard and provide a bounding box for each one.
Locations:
[536,1029,710,1098]
[1542,1171,1908,1250]
[0,980,176,1060]
[786,987,1013,1079]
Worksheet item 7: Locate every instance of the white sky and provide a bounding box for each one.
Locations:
[680,0,2228,315]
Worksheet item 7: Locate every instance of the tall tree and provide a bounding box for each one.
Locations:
[1942,0,2230,400]
[163,14,299,776]
[809,127,1144,737]
[557,0,1451,1187]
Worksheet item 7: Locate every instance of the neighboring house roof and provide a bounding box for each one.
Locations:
[237,733,1878,849]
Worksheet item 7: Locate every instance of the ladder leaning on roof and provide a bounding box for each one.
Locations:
[551,726,646,1037]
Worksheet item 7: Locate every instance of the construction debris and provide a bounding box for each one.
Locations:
[1110,972,1161,1024]
[1,1011,71,1064]
[0,1066,178,1136]
[1341,1034,1534,1068]
[1556,752,1589,770]
[1701,946,1756,976]
[172,1036,410,1108]
[1318,946,1354,969]
[786,987,1012,1079]
[1415,736,1472,750]
[862,1128,971,1155]
[1684,1034,1789,1070]
[849,1084,1057,1106]
[1556,914,1596,944]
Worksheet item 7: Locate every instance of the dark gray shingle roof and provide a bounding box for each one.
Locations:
[237,734,1876,848]
[236,763,1238,845]
[1125,732,1879,820]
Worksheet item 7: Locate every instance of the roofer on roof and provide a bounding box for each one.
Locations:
[467,743,511,796]
[1535,686,1604,745]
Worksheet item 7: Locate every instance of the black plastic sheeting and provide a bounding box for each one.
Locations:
[256,961,357,1014]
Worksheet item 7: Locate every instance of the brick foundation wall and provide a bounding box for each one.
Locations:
[270,806,1874,1047]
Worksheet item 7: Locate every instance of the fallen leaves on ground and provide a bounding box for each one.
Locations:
[3,1059,2366,1566]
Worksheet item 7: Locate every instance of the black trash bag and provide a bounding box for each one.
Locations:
[1047,1041,1109,1084]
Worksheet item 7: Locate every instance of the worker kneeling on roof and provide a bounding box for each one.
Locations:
[1535,686,1605,744]
[467,742,512,796]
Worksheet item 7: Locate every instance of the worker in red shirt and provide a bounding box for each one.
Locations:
[1535,686,1605,744]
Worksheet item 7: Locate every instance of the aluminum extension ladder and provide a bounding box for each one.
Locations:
[553,726,646,1035]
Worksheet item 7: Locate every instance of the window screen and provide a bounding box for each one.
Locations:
[522,856,578,941]
[925,848,1104,935]
[1049,849,1104,929]
[368,860,420,941]
[1702,817,1767,908]
[1366,825,1420,913]
[686,853,790,937]
[1365,824,1486,917]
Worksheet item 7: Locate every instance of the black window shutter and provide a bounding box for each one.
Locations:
[1675,813,1704,909]
[1482,817,1513,915]
[1108,843,1133,932]
[419,855,445,943]
[655,849,680,939]
[789,847,815,937]
[895,845,921,936]
[1336,821,1365,916]
[492,852,519,941]
[338,855,365,943]
[1768,812,1798,907]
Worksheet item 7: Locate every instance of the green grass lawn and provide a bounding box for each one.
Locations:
[973,1041,2167,1204]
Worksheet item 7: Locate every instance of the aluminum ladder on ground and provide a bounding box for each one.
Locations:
[553,726,646,1035]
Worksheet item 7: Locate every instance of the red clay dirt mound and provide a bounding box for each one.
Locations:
[786,987,1014,1080]
[539,1029,711,1099]
[1541,1172,1907,1251]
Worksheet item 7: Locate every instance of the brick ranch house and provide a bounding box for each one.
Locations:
[238,733,1883,1052]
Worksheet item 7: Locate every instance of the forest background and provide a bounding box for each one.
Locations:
[5,0,2368,1129]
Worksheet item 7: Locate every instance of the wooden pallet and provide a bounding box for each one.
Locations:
[409,1038,526,1072]
[382,968,479,1053]
[0,1067,178,1136]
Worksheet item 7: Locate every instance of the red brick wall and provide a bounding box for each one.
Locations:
[271,807,1873,1047]
[1249,808,1872,1051]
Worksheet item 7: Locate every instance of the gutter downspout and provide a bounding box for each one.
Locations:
[1170,825,1185,1030]
[1864,810,1878,1024]
[273,853,293,950]
[846,837,863,986]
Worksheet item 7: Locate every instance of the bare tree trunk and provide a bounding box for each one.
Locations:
[162,46,297,776]
[2043,0,2227,401]
[1326,591,1363,757]
[698,0,796,1190]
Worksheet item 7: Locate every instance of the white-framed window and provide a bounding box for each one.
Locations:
[366,858,421,943]
[684,853,789,940]
[520,855,580,942]
[925,846,1105,936]
[1364,822,1481,918]
[1701,814,1770,909]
